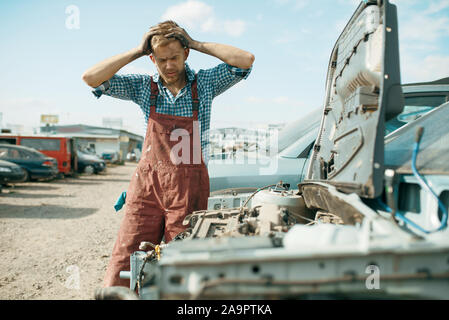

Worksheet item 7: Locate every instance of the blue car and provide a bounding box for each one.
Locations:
[77,150,106,174]
[0,159,27,185]
[0,144,58,181]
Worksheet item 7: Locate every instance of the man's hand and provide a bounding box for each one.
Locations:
[164,26,254,69]
[82,29,162,87]
[165,26,197,50]
[137,26,164,56]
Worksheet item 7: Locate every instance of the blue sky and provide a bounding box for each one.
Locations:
[0,0,448,137]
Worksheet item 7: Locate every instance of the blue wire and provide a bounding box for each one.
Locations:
[411,140,448,231]
[376,199,432,234]
[376,129,448,234]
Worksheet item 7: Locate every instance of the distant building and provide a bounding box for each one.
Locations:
[209,123,286,155]
[40,124,143,162]
[102,117,123,129]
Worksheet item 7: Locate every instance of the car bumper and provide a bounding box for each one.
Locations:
[0,171,27,184]
[30,167,59,179]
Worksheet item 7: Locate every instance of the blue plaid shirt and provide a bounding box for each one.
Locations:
[92,62,251,164]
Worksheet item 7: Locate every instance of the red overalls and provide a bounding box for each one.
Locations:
[103,75,210,287]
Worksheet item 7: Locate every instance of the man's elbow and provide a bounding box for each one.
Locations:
[82,72,100,88]
[243,52,255,69]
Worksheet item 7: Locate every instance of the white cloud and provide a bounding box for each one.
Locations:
[161,0,213,31]
[389,0,449,83]
[400,15,449,43]
[223,20,247,37]
[161,0,247,37]
[423,0,449,14]
[402,54,449,83]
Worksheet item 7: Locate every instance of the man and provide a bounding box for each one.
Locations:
[82,21,254,287]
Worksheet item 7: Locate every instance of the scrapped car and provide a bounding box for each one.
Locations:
[0,159,27,189]
[126,152,137,162]
[208,76,449,195]
[207,109,321,193]
[0,144,58,181]
[0,135,79,176]
[385,77,449,135]
[77,150,106,174]
[101,150,120,164]
[95,0,449,300]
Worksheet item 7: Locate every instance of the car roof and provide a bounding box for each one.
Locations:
[402,77,449,94]
[402,76,449,87]
[0,159,21,167]
[0,143,43,154]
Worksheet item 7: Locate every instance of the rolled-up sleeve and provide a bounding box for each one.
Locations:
[198,63,252,98]
[91,74,148,105]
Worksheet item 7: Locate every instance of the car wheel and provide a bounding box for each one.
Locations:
[84,165,95,175]
[22,169,30,182]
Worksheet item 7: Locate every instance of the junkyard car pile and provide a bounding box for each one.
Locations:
[98,0,449,300]
[0,142,107,192]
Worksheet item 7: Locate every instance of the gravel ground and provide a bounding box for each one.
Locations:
[0,162,136,300]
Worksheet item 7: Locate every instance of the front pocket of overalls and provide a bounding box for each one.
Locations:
[126,164,153,207]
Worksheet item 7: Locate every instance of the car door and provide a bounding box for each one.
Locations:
[0,146,28,170]
[17,149,42,172]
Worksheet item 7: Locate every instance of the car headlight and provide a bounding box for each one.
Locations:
[0,167,12,172]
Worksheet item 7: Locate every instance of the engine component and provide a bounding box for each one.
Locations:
[250,188,316,225]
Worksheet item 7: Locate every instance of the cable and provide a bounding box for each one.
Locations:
[239,182,290,213]
[377,126,448,234]
[411,127,448,231]
[240,184,277,211]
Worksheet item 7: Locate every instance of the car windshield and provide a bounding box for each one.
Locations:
[385,101,449,174]
[385,94,448,135]
[23,148,46,158]
[248,108,322,155]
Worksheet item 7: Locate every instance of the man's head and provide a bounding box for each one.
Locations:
[149,21,189,85]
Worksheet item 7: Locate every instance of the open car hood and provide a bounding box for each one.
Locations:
[304,0,404,199]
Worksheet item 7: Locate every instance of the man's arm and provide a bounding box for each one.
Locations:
[81,48,143,88]
[191,42,255,69]
[82,28,160,88]
[166,27,255,69]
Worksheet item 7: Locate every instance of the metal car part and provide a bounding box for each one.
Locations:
[306,0,403,199]
[111,0,449,300]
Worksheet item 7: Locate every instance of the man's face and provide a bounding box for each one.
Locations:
[150,40,189,85]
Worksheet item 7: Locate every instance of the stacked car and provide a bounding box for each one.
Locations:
[0,144,59,182]
[77,150,106,174]
[0,142,107,191]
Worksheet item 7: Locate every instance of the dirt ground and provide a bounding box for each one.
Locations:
[0,162,136,300]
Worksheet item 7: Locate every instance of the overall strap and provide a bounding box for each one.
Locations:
[191,75,199,112]
[149,75,199,117]
[150,76,159,114]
